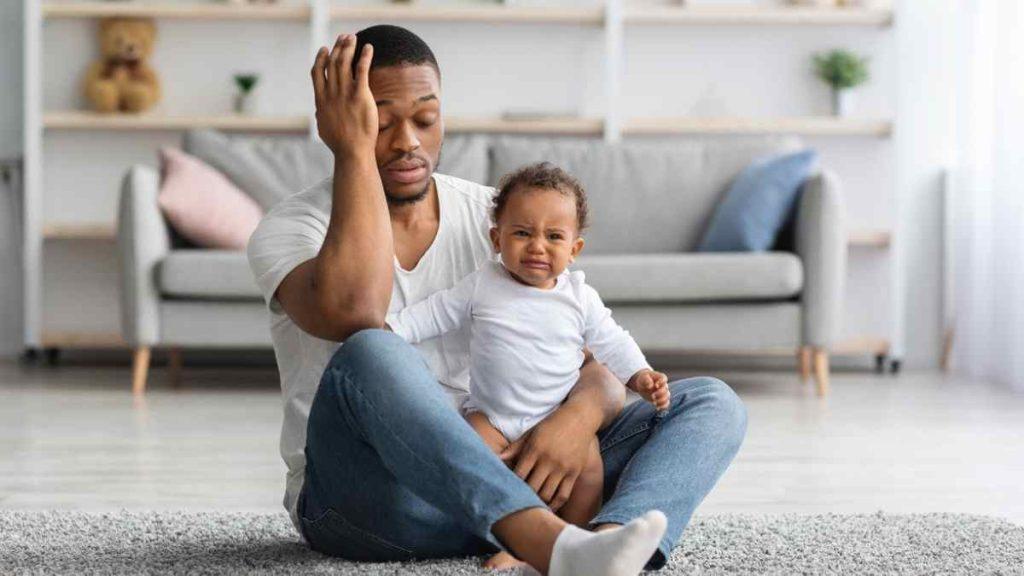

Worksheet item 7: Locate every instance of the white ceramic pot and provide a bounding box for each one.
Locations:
[234,92,253,115]
[831,88,851,117]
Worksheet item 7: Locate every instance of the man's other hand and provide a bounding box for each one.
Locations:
[500,407,594,512]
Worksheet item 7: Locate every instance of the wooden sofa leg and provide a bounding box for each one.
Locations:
[813,348,830,397]
[132,346,151,396]
[168,347,183,388]
[798,346,812,381]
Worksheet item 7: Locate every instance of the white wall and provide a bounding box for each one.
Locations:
[4,0,952,367]
[892,0,957,368]
[0,0,24,357]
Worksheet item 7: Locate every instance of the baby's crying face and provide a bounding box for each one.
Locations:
[490,187,584,290]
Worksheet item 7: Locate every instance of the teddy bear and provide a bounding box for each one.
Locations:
[83,18,161,113]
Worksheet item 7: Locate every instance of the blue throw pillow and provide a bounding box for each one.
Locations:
[697,150,817,252]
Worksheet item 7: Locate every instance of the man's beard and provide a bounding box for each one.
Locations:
[384,148,441,208]
[385,180,431,207]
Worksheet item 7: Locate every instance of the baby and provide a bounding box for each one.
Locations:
[386,162,670,568]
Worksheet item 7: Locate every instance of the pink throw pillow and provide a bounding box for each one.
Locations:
[157,147,263,250]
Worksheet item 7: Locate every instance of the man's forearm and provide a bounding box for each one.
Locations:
[315,154,393,329]
[561,356,626,432]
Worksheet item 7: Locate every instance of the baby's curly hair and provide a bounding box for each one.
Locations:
[492,162,589,233]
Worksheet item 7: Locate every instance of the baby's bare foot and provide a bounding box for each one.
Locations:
[483,550,530,572]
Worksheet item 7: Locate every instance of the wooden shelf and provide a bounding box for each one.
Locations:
[848,229,891,249]
[43,112,892,138]
[42,111,605,135]
[43,223,115,241]
[331,5,604,25]
[447,116,604,135]
[40,331,126,349]
[42,2,310,21]
[43,111,309,133]
[625,6,893,26]
[624,117,892,138]
[831,336,890,356]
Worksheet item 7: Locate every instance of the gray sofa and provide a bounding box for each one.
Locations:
[118,132,845,395]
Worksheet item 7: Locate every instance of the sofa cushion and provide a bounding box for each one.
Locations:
[698,150,817,252]
[157,148,264,250]
[158,250,262,300]
[573,252,803,303]
[489,136,803,254]
[184,129,334,211]
[437,134,490,185]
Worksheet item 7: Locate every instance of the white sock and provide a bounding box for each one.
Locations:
[548,510,668,576]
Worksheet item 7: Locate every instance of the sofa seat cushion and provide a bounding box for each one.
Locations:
[573,252,803,304]
[158,250,262,300]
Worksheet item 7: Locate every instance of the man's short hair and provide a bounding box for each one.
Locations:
[354,25,440,79]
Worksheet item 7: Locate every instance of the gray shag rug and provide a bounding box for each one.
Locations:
[2,511,1023,575]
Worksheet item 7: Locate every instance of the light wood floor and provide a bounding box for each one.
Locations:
[1,362,1022,524]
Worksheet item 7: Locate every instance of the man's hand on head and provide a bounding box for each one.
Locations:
[311,34,378,160]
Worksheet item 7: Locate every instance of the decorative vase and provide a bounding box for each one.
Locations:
[831,88,851,117]
[234,92,253,114]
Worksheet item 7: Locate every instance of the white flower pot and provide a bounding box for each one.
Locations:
[234,92,254,115]
[831,88,852,117]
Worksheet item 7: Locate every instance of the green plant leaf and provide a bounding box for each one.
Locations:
[233,73,260,93]
[813,50,870,90]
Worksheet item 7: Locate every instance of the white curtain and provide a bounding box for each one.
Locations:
[949,0,1024,390]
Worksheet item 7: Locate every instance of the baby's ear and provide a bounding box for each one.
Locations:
[489,227,501,252]
[569,236,585,262]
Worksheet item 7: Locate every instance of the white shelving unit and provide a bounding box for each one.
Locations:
[24,0,897,358]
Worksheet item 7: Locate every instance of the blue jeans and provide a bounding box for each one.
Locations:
[299,329,747,569]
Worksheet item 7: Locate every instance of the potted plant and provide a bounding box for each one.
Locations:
[813,49,869,117]
[233,73,259,114]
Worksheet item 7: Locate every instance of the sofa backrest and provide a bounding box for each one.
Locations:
[487,136,802,254]
[182,129,489,208]
[183,129,334,211]
[176,130,801,254]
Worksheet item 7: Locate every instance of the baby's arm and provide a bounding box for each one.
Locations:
[581,284,671,409]
[386,269,479,344]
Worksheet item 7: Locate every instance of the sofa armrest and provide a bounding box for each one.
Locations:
[117,165,169,347]
[795,170,846,349]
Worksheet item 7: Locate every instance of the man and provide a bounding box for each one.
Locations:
[247,25,746,576]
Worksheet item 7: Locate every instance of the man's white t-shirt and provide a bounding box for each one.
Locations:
[246,173,496,531]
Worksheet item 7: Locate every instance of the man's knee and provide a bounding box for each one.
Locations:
[331,328,403,365]
[325,328,414,377]
[311,329,419,434]
[671,376,748,446]
[320,328,431,401]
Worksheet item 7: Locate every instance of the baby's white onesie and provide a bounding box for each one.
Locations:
[386,260,650,441]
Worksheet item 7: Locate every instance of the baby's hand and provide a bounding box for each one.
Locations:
[628,369,671,411]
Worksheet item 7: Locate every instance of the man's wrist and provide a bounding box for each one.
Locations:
[557,398,603,436]
[334,148,377,171]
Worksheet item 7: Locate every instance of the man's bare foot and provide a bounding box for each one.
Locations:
[484,550,530,571]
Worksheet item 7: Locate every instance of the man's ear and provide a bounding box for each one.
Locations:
[569,236,585,263]
[489,227,501,253]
